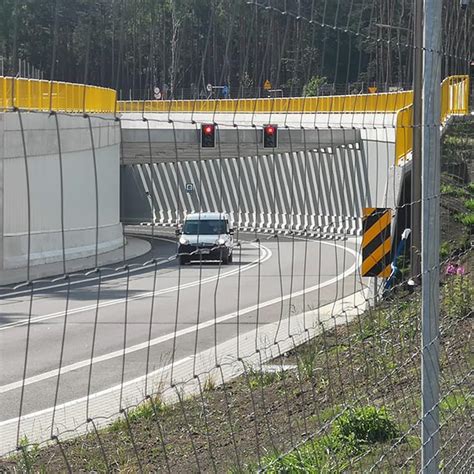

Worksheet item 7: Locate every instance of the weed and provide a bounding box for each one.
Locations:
[247,367,286,389]
[203,375,217,391]
[441,184,467,198]
[108,396,164,432]
[332,406,399,445]
[455,212,474,228]
[442,275,474,319]
[439,391,473,415]
[296,347,319,380]
[440,241,452,259]
[465,199,474,211]
[16,436,42,473]
[261,406,398,473]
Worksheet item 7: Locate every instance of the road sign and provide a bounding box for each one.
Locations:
[368,86,378,93]
[185,183,194,193]
[263,79,272,90]
[206,83,212,92]
[222,85,229,98]
[361,208,392,277]
[153,87,162,100]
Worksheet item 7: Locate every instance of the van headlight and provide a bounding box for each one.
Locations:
[216,237,226,245]
[179,236,189,245]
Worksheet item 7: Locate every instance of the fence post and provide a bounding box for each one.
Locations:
[421,0,441,471]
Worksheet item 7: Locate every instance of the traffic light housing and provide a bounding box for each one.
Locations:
[201,123,216,148]
[263,124,278,148]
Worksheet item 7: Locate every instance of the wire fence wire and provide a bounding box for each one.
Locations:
[0,0,472,472]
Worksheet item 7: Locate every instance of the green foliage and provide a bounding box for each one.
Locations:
[16,436,42,473]
[455,212,474,228]
[439,391,473,414]
[303,76,328,97]
[442,275,474,319]
[440,184,468,198]
[296,347,319,380]
[465,199,474,211]
[108,397,164,432]
[262,406,398,473]
[440,241,452,260]
[332,406,399,445]
[247,367,286,389]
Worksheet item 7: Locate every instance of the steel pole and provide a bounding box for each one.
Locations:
[411,0,423,281]
[421,0,441,471]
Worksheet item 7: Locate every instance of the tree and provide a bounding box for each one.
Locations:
[303,75,327,97]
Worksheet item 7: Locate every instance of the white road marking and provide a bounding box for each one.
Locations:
[0,356,193,426]
[0,243,271,331]
[0,241,357,395]
[0,235,176,299]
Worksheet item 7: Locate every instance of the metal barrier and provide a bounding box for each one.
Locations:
[117,90,414,114]
[1,75,468,164]
[395,74,469,163]
[0,76,116,113]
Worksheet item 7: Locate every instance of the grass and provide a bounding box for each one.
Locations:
[455,212,474,227]
[442,275,474,320]
[261,406,399,473]
[2,268,471,473]
[440,391,473,415]
[246,366,287,389]
[108,395,165,432]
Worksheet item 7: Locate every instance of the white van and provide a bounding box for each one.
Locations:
[177,212,234,265]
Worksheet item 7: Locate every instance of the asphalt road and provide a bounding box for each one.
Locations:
[0,230,361,450]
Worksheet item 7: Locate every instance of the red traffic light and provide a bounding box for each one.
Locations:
[265,125,275,135]
[201,123,216,147]
[263,124,278,148]
[203,124,214,135]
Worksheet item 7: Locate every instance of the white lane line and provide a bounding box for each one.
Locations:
[0,236,176,300]
[0,241,357,394]
[0,243,271,331]
[0,356,193,427]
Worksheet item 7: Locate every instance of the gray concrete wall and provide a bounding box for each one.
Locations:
[0,111,123,277]
[122,143,373,236]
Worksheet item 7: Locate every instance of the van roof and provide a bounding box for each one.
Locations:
[185,212,228,221]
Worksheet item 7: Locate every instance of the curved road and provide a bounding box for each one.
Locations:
[0,230,362,453]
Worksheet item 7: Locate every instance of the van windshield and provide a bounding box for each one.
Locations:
[183,219,227,235]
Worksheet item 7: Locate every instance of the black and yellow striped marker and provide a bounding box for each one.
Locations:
[362,208,392,278]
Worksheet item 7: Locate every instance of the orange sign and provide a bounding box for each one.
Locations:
[263,80,272,90]
[368,86,378,93]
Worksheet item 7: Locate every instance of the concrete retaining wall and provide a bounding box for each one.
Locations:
[0,111,123,277]
[121,139,400,237]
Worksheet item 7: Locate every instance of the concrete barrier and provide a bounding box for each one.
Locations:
[0,111,123,281]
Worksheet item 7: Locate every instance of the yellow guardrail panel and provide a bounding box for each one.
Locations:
[117,90,415,114]
[1,75,468,165]
[395,75,469,164]
[0,76,116,113]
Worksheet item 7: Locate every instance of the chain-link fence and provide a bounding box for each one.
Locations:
[0,0,472,472]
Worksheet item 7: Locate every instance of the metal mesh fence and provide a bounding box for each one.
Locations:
[0,0,472,472]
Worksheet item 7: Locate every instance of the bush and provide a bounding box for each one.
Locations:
[332,406,399,445]
[303,75,327,97]
[261,406,398,473]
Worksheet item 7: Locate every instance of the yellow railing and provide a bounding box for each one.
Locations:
[0,77,116,113]
[395,75,469,163]
[118,91,414,114]
[1,75,469,165]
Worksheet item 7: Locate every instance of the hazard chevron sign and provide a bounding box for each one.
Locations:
[362,208,392,278]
